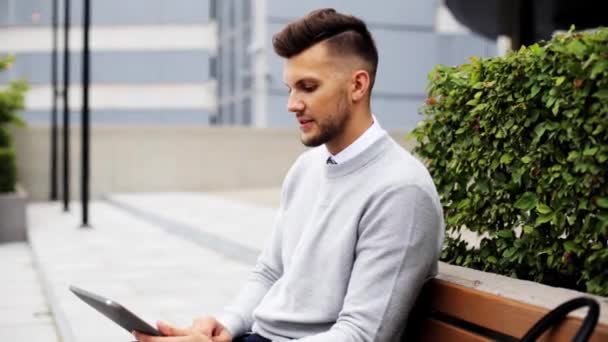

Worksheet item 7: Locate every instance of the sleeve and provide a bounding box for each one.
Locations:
[216,157,303,337]
[296,185,444,342]
[217,207,285,337]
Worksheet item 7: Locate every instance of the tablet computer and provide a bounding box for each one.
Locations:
[70,285,164,337]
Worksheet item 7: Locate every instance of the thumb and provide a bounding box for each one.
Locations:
[214,329,232,342]
[157,321,189,336]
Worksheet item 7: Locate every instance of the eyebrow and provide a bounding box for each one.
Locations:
[284,77,320,88]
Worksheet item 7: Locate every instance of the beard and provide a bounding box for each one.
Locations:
[300,94,352,148]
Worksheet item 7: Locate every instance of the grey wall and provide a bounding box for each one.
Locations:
[14,125,412,200]
[21,110,212,126]
[0,0,211,27]
[0,51,211,84]
[266,0,437,28]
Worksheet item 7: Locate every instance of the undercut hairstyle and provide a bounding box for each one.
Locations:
[272,8,379,93]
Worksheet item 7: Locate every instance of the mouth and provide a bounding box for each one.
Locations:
[298,117,315,131]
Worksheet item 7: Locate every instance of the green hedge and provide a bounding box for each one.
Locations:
[411,28,608,295]
[0,55,27,194]
[0,148,16,193]
[0,127,10,148]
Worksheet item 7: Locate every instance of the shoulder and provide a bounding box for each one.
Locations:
[285,145,325,182]
[374,137,437,194]
[279,146,325,205]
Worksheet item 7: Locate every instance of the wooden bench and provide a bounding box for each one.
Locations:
[406,279,608,341]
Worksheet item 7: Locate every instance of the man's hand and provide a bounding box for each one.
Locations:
[133,317,232,342]
[133,321,211,342]
[190,316,232,342]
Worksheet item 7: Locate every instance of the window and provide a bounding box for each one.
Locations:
[210,0,217,19]
[243,0,251,24]
[242,98,252,125]
[209,56,217,78]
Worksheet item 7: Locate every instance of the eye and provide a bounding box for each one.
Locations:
[301,83,318,93]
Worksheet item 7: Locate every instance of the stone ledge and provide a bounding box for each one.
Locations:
[0,186,28,243]
[437,262,608,324]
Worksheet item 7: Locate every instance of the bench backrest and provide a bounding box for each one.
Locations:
[406,279,608,341]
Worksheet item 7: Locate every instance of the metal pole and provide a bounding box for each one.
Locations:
[62,0,71,212]
[50,0,59,200]
[81,0,91,227]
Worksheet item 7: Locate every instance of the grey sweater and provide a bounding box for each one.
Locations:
[219,134,444,341]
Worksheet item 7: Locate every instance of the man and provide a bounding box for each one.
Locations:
[135,8,444,342]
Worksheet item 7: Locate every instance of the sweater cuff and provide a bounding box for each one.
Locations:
[217,312,247,339]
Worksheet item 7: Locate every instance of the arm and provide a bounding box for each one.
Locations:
[297,185,443,342]
[210,155,306,339]
[216,205,286,338]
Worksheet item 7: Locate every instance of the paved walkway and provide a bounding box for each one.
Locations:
[4,186,608,341]
[0,242,60,341]
[22,189,280,342]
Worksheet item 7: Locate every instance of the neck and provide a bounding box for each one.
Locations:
[326,106,373,155]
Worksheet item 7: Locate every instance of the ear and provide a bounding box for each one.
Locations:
[351,69,371,102]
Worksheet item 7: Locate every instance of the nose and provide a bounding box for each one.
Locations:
[287,93,305,113]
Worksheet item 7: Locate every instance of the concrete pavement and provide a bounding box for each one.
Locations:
[4,186,608,341]
[22,189,280,342]
[0,242,60,341]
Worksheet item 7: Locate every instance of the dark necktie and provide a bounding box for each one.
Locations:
[326,156,337,165]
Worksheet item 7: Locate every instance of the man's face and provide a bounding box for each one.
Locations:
[283,42,352,148]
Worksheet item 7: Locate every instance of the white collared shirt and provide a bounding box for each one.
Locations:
[326,115,386,164]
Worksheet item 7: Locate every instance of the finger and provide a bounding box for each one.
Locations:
[214,329,232,342]
[192,317,215,336]
[157,321,190,336]
[133,330,197,342]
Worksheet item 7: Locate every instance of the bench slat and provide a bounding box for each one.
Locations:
[411,317,492,342]
[418,279,608,341]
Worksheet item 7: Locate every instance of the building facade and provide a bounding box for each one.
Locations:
[210,0,497,129]
[0,0,495,130]
[0,0,217,125]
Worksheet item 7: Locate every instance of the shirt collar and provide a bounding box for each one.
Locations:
[326,115,386,165]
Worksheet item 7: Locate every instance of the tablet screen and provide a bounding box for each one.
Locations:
[70,285,163,336]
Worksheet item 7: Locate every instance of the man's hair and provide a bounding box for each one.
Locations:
[272,8,379,92]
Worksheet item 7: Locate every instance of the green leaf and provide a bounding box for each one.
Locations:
[521,156,532,164]
[514,192,537,210]
[530,43,542,55]
[596,197,608,209]
[563,241,577,252]
[567,151,579,161]
[567,39,587,58]
[537,203,553,214]
[500,153,514,164]
[593,89,608,100]
[590,60,608,79]
[466,98,479,106]
[555,76,566,86]
[487,256,498,264]
[534,124,547,140]
[536,213,555,225]
[497,229,514,238]
[531,85,541,98]
[503,247,517,258]
[583,147,599,156]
